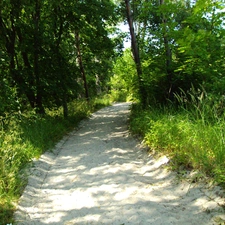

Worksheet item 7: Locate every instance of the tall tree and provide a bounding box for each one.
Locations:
[114,0,225,104]
[124,0,147,107]
[159,0,173,99]
[75,31,89,101]
[33,0,45,114]
[0,0,118,116]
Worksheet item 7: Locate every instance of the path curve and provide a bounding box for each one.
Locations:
[15,103,224,225]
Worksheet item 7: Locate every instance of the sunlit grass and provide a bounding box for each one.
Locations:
[0,96,111,224]
[129,93,225,187]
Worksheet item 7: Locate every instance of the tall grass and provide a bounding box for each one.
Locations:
[0,97,111,225]
[129,89,225,186]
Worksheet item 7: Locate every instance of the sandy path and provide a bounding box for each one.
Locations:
[15,103,224,225]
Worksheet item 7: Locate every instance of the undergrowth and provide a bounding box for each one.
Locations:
[0,96,111,225]
[129,89,225,187]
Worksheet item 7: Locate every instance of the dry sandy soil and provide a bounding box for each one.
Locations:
[14,102,225,225]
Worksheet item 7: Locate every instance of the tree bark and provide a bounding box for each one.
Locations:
[159,0,173,99]
[17,28,36,108]
[54,7,68,118]
[124,0,146,107]
[75,31,89,102]
[33,0,45,114]
[0,14,38,109]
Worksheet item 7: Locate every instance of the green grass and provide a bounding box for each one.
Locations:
[0,96,111,225]
[129,93,225,187]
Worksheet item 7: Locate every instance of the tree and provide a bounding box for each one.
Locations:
[75,31,89,102]
[159,0,173,99]
[124,0,147,107]
[116,0,225,105]
[0,0,118,116]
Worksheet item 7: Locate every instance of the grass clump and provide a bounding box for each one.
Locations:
[0,96,111,224]
[129,90,225,186]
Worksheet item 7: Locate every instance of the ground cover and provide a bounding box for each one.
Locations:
[129,98,225,187]
[0,96,111,224]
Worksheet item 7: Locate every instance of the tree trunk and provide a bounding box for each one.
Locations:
[75,31,89,102]
[159,0,173,99]
[62,93,68,118]
[0,14,37,109]
[124,0,146,107]
[17,28,36,108]
[55,9,68,118]
[34,0,45,114]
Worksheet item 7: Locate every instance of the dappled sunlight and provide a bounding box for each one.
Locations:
[15,103,223,225]
[78,131,96,137]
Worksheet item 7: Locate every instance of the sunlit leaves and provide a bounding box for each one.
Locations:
[0,0,118,115]
[111,48,137,101]
[122,0,225,104]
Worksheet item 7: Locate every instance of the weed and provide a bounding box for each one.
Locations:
[0,96,111,224]
[129,91,225,187]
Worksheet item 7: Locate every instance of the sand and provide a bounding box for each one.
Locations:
[14,102,225,225]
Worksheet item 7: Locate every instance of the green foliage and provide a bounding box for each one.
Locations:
[89,95,112,111]
[110,48,138,102]
[129,91,225,186]
[0,80,19,116]
[174,86,225,123]
[124,0,225,105]
[0,0,118,116]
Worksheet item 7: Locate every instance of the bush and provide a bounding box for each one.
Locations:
[129,95,225,186]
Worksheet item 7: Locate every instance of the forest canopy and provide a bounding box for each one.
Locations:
[0,0,119,117]
[1,0,225,113]
[111,0,225,107]
[1,2,225,223]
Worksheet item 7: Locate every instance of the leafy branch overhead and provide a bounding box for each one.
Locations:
[113,0,225,106]
[0,0,118,117]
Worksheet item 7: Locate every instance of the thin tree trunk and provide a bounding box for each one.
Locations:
[0,14,37,109]
[124,0,146,107]
[62,93,68,118]
[34,0,45,114]
[9,13,17,86]
[159,0,173,99]
[55,9,68,118]
[17,28,36,108]
[75,31,89,102]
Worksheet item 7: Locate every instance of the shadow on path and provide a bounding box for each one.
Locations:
[15,103,224,225]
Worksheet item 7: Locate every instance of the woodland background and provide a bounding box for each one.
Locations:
[0,0,225,223]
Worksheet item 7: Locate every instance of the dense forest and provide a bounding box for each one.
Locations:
[0,0,225,223]
[114,0,225,193]
[113,0,225,189]
[113,0,225,105]
[0,0,120,118]
[1,0,225,114]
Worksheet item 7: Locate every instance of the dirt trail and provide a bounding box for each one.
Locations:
[15,103,224,225]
